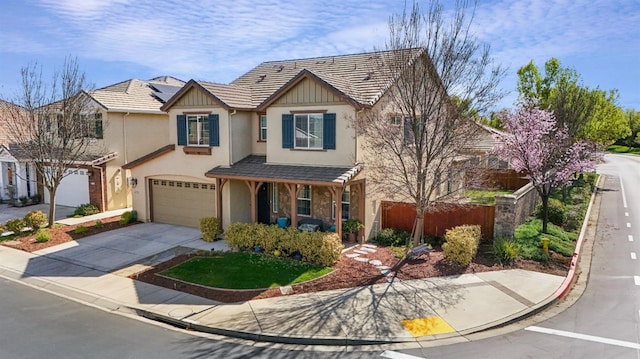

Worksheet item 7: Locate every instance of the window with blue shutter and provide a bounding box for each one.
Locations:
[282,114,293,148]
[208,114,219,146]
[177,114,187,145]
[323,113,336,150]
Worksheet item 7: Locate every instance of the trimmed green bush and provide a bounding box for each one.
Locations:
[199,217,222,242]
[35,229,51,243]
[534,198,565,226]
[225,223,343,266]
[5,219,25,234]
[73,203,100,217]
[374,228,410,247]
[492,238,519,265]
[24,210,48,230]
[442,225,481,266]
[74,226,89,235]
[119,210,137,225]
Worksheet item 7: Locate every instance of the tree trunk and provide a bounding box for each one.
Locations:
[412,211,424,247]
[541,195,549,234]
[47,187,56,228]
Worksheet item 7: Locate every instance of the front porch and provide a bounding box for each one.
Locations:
[205,155,364,240]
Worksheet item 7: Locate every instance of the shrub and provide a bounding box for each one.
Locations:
[492,238,519,265]
[534,198,565,226]
[24,211,48,230]
[199,217,222,242]
[563,209,581,232]
[442,225,481,266]
[35,229,51,243]
[225,223,343,266]
[5,219,25,234]
[74,226,89,235]
[119,210,138,225]
[0,223,5,233]
[94,220,104,228]
[374,228,410,247]
[72,203,100,217]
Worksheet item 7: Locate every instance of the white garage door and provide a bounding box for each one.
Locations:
[44,168,90,207]
[151,179,216,228]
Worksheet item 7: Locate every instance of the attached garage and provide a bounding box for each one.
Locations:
[44,168,90,207]
[150,179,216,228]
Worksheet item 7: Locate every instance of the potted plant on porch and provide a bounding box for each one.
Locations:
[342,219,364,243]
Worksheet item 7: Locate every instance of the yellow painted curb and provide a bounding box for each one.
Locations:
[401,316,455,337]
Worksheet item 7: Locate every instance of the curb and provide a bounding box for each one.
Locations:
[135,308,408,346]
[553,174,602,299]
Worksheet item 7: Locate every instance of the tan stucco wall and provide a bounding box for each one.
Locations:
[266,103,357,167]
[251,112,267,155]
[230,111,253,163]
[89,111,170,210]
[226,180,251,224]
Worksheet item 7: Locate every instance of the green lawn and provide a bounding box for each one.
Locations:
[160,251,333,289]
[607,145,640,155]
[465,190,512,205]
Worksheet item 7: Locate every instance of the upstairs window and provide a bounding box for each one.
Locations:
[295,114,323,149]
[259,114,267,141]
[187,115,210,146]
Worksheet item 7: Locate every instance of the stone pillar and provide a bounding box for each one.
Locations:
[493,194,517,239]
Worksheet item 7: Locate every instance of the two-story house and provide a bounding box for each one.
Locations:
[125,49,445,239]
[32,76,183,211]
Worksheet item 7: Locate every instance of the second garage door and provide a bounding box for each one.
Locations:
[151,179,216,228]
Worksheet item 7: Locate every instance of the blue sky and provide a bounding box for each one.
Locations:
[1,0,638,110]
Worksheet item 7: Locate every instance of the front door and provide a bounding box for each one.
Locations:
[257,183,270,224]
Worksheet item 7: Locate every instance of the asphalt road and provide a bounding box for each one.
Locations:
[0,278,385,358]
[391,153,640,358]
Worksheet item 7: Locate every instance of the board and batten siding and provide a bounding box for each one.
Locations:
[172,87,220,108]
[273,78,344,106]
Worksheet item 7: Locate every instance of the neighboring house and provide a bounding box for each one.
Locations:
[0,100,38,203]
[125,49,459,239]
[40,76,185,210]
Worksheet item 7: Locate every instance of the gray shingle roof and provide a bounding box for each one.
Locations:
[89,77,185,113]
[229,48,423,108]
[206,155,362,186]
[198,82,254,109]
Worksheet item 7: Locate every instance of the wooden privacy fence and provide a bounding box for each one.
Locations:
[465,169,529,191]
[381,201,496,241]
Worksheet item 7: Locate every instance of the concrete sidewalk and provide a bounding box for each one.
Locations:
[0,177,600,347]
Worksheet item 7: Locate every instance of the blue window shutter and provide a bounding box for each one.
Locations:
[177,115,187,145]
[323,113,336,150]
[209,114,219,146]
[282,114,293,148]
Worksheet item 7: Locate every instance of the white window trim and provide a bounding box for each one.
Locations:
[332,186,350,220]
[272,183,278,213]
[260,115,267,141]
[294,113,323,150]
[297,185,312,217]
[187,114,209,147]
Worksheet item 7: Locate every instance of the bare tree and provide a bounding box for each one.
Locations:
[1,57,98,226]
[356,0,505,246]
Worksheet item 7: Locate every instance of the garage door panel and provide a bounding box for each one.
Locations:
[151,180,215,228]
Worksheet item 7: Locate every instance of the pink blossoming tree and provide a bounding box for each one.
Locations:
[492,104,600,233]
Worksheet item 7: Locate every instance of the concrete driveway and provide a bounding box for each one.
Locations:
[0,203,76,223]
[27,223,230,273]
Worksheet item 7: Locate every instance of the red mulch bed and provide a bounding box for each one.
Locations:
[132,243,570,303]
[1,216,139,252]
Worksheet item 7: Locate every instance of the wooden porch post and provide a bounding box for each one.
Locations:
[244,180,263,223]
[357,181,365,243]
[284,183,301,228]
[215,178,227,232]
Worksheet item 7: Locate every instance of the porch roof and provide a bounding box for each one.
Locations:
[205,155,362,187]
